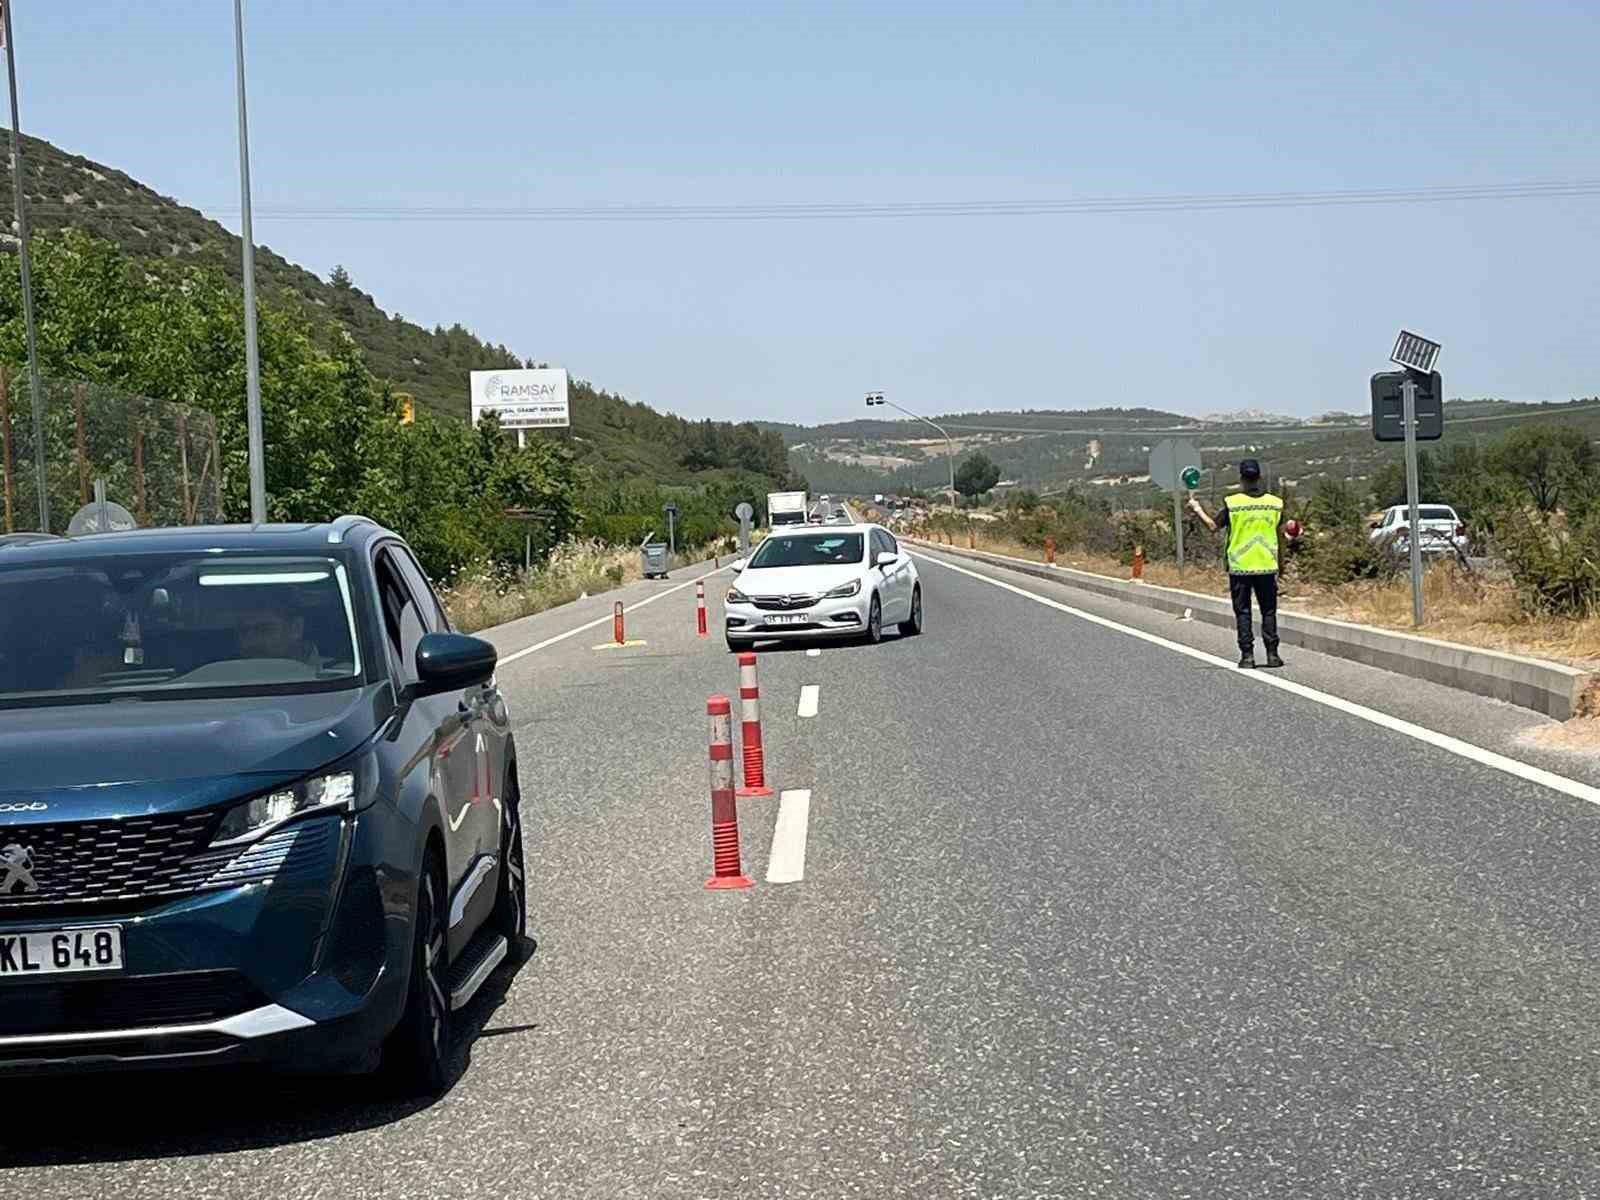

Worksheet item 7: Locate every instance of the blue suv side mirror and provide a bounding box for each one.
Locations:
[413,632,498,699]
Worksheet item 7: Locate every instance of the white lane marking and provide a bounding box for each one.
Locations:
[912,551,1600,809]
[797,685,820,718]
[497,564,728,667]
[766,789,812,883]
[805,647,822,658]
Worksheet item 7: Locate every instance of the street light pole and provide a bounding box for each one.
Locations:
[233,0,267,524]
[3,1,49,533]
[865,392,957,511]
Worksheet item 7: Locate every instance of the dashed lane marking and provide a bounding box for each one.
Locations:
[766,789,812,884]
[798,685,820,719]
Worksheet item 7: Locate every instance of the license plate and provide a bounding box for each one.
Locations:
[765,613,810,626]
[0,926,124,979]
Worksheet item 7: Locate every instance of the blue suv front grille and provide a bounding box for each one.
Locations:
[0,811,338,914]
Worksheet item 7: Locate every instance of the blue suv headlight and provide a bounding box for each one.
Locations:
[212,754,376,846]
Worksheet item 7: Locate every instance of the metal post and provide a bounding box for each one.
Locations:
[1402,375,1424,626]
[1173,488,1185,573]
[94,476,107,533]
[4,3,47,533]
[233,0,266,525]
[667,508,677,558]
[0,364,12,533]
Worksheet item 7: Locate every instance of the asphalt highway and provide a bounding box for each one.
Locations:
[10,549,1600,1197]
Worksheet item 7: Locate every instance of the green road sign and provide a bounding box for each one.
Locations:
[1180,465,1202,489]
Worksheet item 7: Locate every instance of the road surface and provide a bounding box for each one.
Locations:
[11,547,1600,1197]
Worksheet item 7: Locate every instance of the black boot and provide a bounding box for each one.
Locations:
[1238,653,1256,669]
[1264,649,1285,669]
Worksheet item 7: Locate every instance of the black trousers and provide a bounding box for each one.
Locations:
[1229,573,1279,655]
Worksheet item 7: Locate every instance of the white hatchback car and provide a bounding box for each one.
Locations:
[724,524,922,649]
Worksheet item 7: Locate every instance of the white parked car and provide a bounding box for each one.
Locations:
[1369,504,1469,556]
[724,524,922,649]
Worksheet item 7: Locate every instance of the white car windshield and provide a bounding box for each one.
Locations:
[748,533,865,568]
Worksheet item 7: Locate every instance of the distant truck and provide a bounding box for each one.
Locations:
[767,491,808,527]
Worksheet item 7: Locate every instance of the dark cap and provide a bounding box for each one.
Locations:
[1239,458,1262,481]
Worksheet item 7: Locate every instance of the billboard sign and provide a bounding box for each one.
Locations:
[469,368,570,430]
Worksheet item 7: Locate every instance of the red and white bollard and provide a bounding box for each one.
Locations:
[613,601,625,645]
[705,696,752,890]
[695,581,708,638]
[735,652,774,797]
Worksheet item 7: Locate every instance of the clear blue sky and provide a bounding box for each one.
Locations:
[13,1,1599,423]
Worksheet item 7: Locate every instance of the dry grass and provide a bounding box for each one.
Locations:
[440,539,644,633]
[921,528,1600,669]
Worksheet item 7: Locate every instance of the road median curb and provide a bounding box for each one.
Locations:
[908,539,1593,720]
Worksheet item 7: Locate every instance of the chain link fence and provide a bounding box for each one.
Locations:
[0,369,223,535]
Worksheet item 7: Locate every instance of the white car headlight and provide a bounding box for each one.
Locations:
[726,587,751,604]
[824,579,861,599]
[213,769,358,845]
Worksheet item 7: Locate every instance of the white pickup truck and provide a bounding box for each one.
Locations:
[1369,504,1469,556]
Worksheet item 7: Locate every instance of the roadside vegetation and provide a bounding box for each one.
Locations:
[0,231,799,593]
[911,422,1600,666]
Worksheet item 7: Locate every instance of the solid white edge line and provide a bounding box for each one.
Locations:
[911,549,1600,809]
[798,684,820,719]
[766,788,812,883]
[497,563,729,666]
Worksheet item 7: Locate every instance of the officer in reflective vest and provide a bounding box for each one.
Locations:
[1188,459,1284,669]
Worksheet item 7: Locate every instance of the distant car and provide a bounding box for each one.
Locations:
[724,523,922,648]
[1369,504,1469,556]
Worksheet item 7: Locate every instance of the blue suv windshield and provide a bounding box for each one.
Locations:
[0,552,363,704]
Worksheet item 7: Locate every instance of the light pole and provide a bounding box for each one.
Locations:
[3,1,49,533]
[865,392,956,511]
[233,0,267,524]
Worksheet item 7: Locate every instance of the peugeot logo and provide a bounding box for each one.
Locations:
[0,801,47,815]
[0,844,36,895]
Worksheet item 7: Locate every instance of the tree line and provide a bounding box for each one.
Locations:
[0,231,799,581]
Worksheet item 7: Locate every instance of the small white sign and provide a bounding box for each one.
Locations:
[469,368,570,430]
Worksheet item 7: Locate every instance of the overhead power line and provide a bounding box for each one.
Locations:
[17,179,1600,223]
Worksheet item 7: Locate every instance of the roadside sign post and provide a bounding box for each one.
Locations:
[735,502,753,554]
[1381,329,1443,628]
[664,502,680,558]
[1149,440,1201,574]
[1401,375,1425,626]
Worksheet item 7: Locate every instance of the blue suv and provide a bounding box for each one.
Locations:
[0,516,525,1091]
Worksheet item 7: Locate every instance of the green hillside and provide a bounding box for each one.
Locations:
[0,132,796,491]
[781,399,1600,502]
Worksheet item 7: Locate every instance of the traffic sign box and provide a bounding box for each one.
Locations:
[1371,370,1443,442]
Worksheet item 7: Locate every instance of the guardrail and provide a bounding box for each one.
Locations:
[908,539,1594,721]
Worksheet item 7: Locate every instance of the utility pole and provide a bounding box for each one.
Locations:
[3,1,48,533]
[233,0,267,524]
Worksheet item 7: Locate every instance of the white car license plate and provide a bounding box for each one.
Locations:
[765,613,810,626]
[0,926,124,980]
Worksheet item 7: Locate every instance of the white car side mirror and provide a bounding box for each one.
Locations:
[875,551,898,568]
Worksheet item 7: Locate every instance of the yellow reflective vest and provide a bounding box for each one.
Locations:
[1224,492,1283,575]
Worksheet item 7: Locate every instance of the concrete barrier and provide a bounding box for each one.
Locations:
[908,539,1594,721]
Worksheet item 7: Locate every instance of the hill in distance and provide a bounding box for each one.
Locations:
[0,133,791,489]
[776,398,1600,499]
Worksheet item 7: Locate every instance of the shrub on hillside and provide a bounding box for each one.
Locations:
[1491,506,1600,617]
